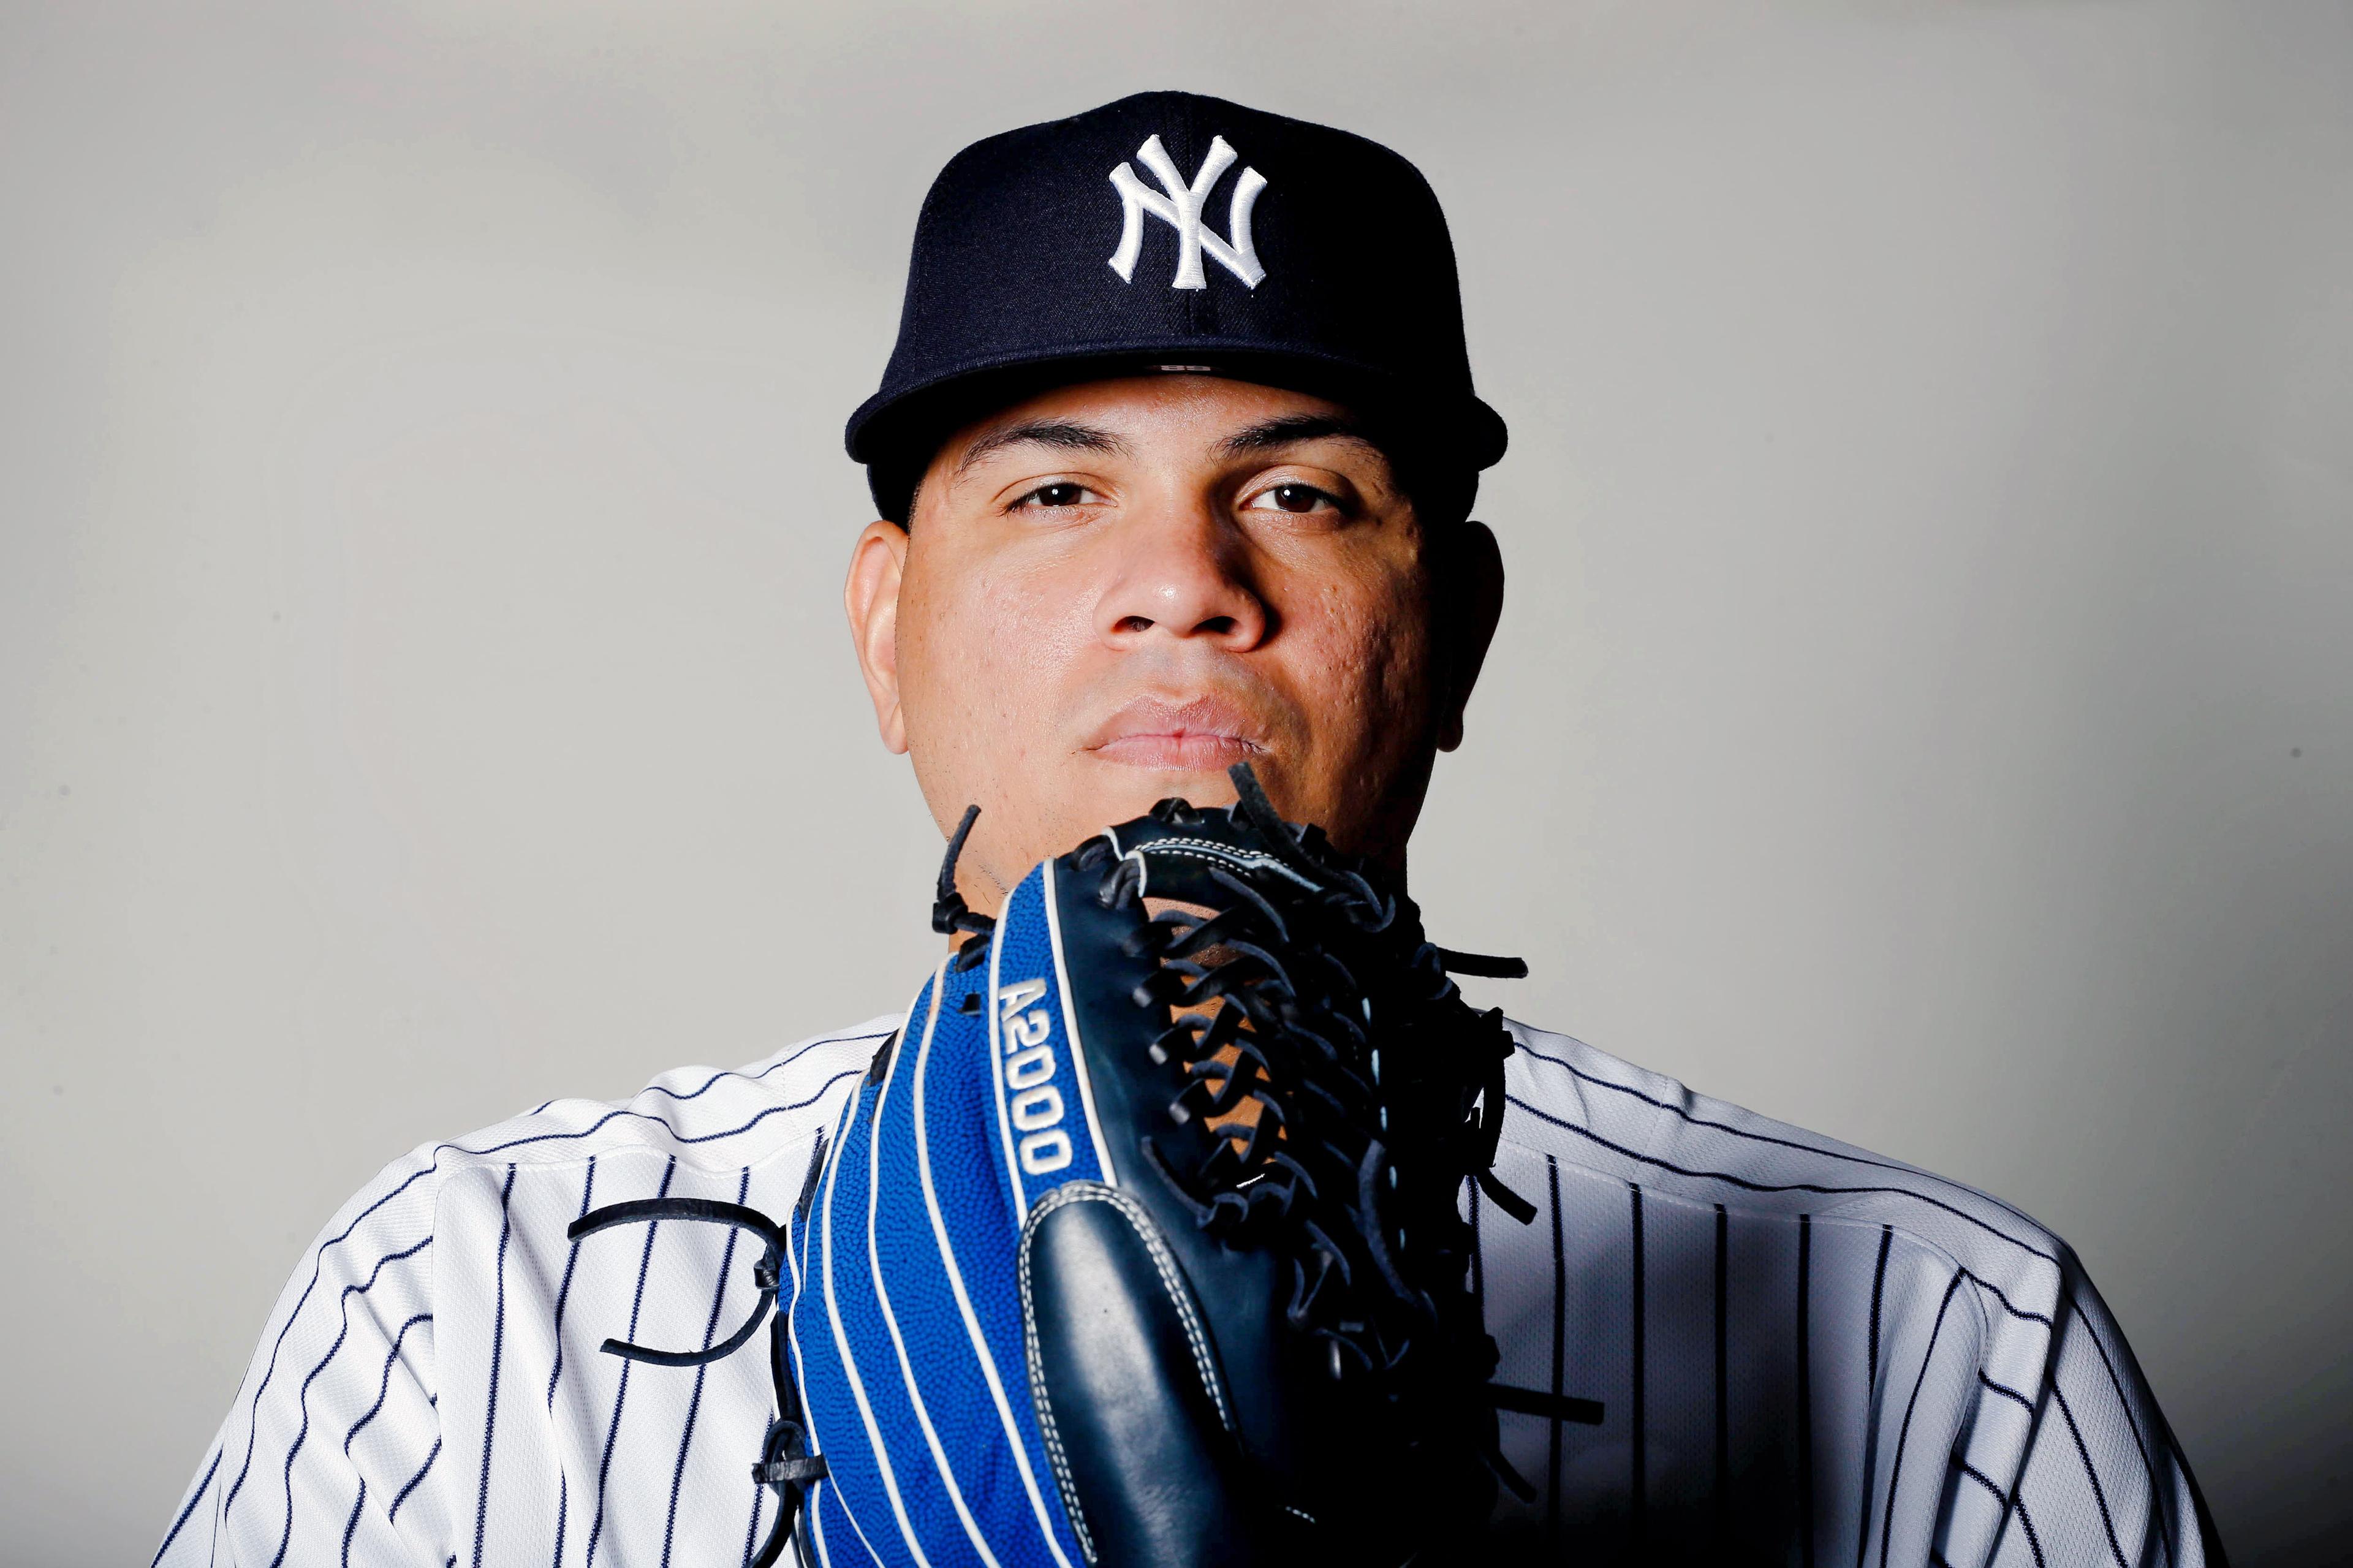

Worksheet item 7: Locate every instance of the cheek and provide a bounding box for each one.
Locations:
[900,554,1094,764]
[1291,575,1434,751]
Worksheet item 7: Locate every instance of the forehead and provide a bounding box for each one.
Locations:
[931,374,1380,477]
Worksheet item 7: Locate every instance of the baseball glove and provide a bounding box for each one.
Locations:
[574,762,1535,1566]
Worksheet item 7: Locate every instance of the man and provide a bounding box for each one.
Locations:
[156,92,2219,1566]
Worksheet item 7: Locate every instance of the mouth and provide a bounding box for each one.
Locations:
[1083,695,1271,772]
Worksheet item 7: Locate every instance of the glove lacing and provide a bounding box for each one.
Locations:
[1093,763,1537,1498]
[564,1141,836,1567]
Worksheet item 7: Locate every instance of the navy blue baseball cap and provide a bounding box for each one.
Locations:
[847,91,1507,520]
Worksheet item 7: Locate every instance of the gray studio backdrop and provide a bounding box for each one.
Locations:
[2,2,2347,1563]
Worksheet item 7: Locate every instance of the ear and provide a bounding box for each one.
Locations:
[1434,520,1505,753]
[844,519,911,755]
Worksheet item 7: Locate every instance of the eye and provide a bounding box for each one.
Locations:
[1012,480,1100,510]
[1243,481,1342,516]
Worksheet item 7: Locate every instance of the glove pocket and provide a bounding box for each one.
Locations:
[1018,1181,1289,1568]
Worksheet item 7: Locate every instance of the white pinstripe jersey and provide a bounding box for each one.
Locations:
[154,1015,2219,1567]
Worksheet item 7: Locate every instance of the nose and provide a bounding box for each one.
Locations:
[1093,501,1270,651]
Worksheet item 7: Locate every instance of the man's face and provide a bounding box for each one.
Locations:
[844,374,1499,910]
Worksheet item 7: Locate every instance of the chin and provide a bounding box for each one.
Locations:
[1052,757,1241,834]
[1094,761,1241,809]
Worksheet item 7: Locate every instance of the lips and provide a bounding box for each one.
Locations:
[1084,695,1271,771]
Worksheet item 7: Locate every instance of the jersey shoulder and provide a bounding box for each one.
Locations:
[339,1015,903,1222]
[441,1013,899,1175]
[279,1013,904,1316]
[1498,1019,2073,1330]
[1495,1023,2218,1568]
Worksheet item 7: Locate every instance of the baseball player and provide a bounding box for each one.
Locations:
[156,92,2224,1566]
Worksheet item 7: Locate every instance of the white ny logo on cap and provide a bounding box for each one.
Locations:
[1107,134,1268,290]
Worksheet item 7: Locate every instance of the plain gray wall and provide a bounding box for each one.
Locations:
[2,2,2347,1563]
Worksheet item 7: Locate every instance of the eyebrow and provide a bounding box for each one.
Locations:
[952,419,1130,479]
[1216,414,1384,458]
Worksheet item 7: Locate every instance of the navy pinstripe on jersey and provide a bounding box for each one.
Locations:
[155,1017,2218,1566]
